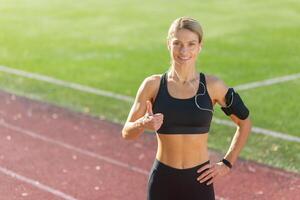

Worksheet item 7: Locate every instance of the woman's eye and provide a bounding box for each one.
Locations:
[189,43,196,46]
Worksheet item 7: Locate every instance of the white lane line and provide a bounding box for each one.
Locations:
[0,65,134,103]
[235,73,300,91]
[1,65,299,100]
[212,118,300,143]
[0,65,299,142]
[0,166,78,200]
[0,119,149,176]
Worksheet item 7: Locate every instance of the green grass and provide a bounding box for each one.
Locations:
[0,0,299,173]
[209,123,300,172]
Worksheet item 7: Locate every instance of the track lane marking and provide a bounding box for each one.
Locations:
[213,118,300,143]
[0,166,78,200]
[235,73,300,91]
[0,65,134,103]
[0,119,149,175]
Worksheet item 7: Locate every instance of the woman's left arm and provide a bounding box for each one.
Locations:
[197,75,252,185]
[210,75,253,166]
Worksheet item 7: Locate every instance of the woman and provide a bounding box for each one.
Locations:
[122,17,252,200]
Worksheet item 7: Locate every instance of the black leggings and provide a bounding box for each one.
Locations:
[147,159,215,200]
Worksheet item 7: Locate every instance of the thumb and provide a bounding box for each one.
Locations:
[154,113,163,117]
[146,100,153,115]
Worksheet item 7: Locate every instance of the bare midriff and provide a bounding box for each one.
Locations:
[155,133,209,169]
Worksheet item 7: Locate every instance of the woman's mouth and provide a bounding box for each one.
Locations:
[177,56,191,61]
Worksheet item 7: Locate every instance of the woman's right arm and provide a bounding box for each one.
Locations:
[121,75,163,140]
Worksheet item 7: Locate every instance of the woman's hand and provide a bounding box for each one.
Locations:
[196,161,231,185]
[141,100,164,131]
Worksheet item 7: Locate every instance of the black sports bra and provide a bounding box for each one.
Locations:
[152,71,214,134]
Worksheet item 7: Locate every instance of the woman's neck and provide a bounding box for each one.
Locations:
[168,64,198,84]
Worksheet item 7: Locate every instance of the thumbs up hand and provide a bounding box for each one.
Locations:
[142,100,164,131]
[146,99,154,116]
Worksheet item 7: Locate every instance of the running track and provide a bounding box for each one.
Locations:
[0,90,299,200]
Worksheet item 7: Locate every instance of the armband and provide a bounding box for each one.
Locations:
[221,88,249,120]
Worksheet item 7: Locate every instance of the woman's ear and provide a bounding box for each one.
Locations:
[198,42,203,53]
[167,40,170,51]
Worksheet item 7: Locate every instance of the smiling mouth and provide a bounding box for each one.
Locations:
[177,56,191,61]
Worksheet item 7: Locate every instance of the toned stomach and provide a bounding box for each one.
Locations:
[155,133,209,169]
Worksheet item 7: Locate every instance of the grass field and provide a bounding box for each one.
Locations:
[0,0,299,172]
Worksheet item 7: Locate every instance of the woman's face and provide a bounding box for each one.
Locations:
[168,28,202,66]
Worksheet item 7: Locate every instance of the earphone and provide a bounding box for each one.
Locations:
[221,90,234,108]
[168,68,215,113]
[194,81,214,113]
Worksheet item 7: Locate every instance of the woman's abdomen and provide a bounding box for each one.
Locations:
[155,133,209,169]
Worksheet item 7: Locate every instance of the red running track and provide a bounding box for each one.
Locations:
[0,90,299,200]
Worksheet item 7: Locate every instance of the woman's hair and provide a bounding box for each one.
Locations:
[167,17,203,43]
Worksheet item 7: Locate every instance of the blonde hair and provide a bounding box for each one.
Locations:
[167,17,203,43]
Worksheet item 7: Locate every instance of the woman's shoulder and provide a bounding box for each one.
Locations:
[142,73,162,87]
[204,73,227,88]
[139,73,163,94]
[204,73,229,102]
[145,73,163,82]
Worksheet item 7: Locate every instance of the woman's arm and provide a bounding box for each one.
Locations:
[197,75,252,185]
[121,75,163,140]
[212,75,252,165]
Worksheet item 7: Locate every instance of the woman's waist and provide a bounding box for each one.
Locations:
[155,148,209,169]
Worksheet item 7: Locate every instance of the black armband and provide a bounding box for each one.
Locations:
[221,88,249,120]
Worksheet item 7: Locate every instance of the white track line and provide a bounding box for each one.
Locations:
[235,73,300,91]
[0,65,299,142]
[0,65,134,103]
[1,65,299,100]
[213,118,300,143]
[0,120,149,175]
[0,166,78,200]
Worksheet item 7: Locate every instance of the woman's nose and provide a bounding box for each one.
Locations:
[179,46,188,53]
